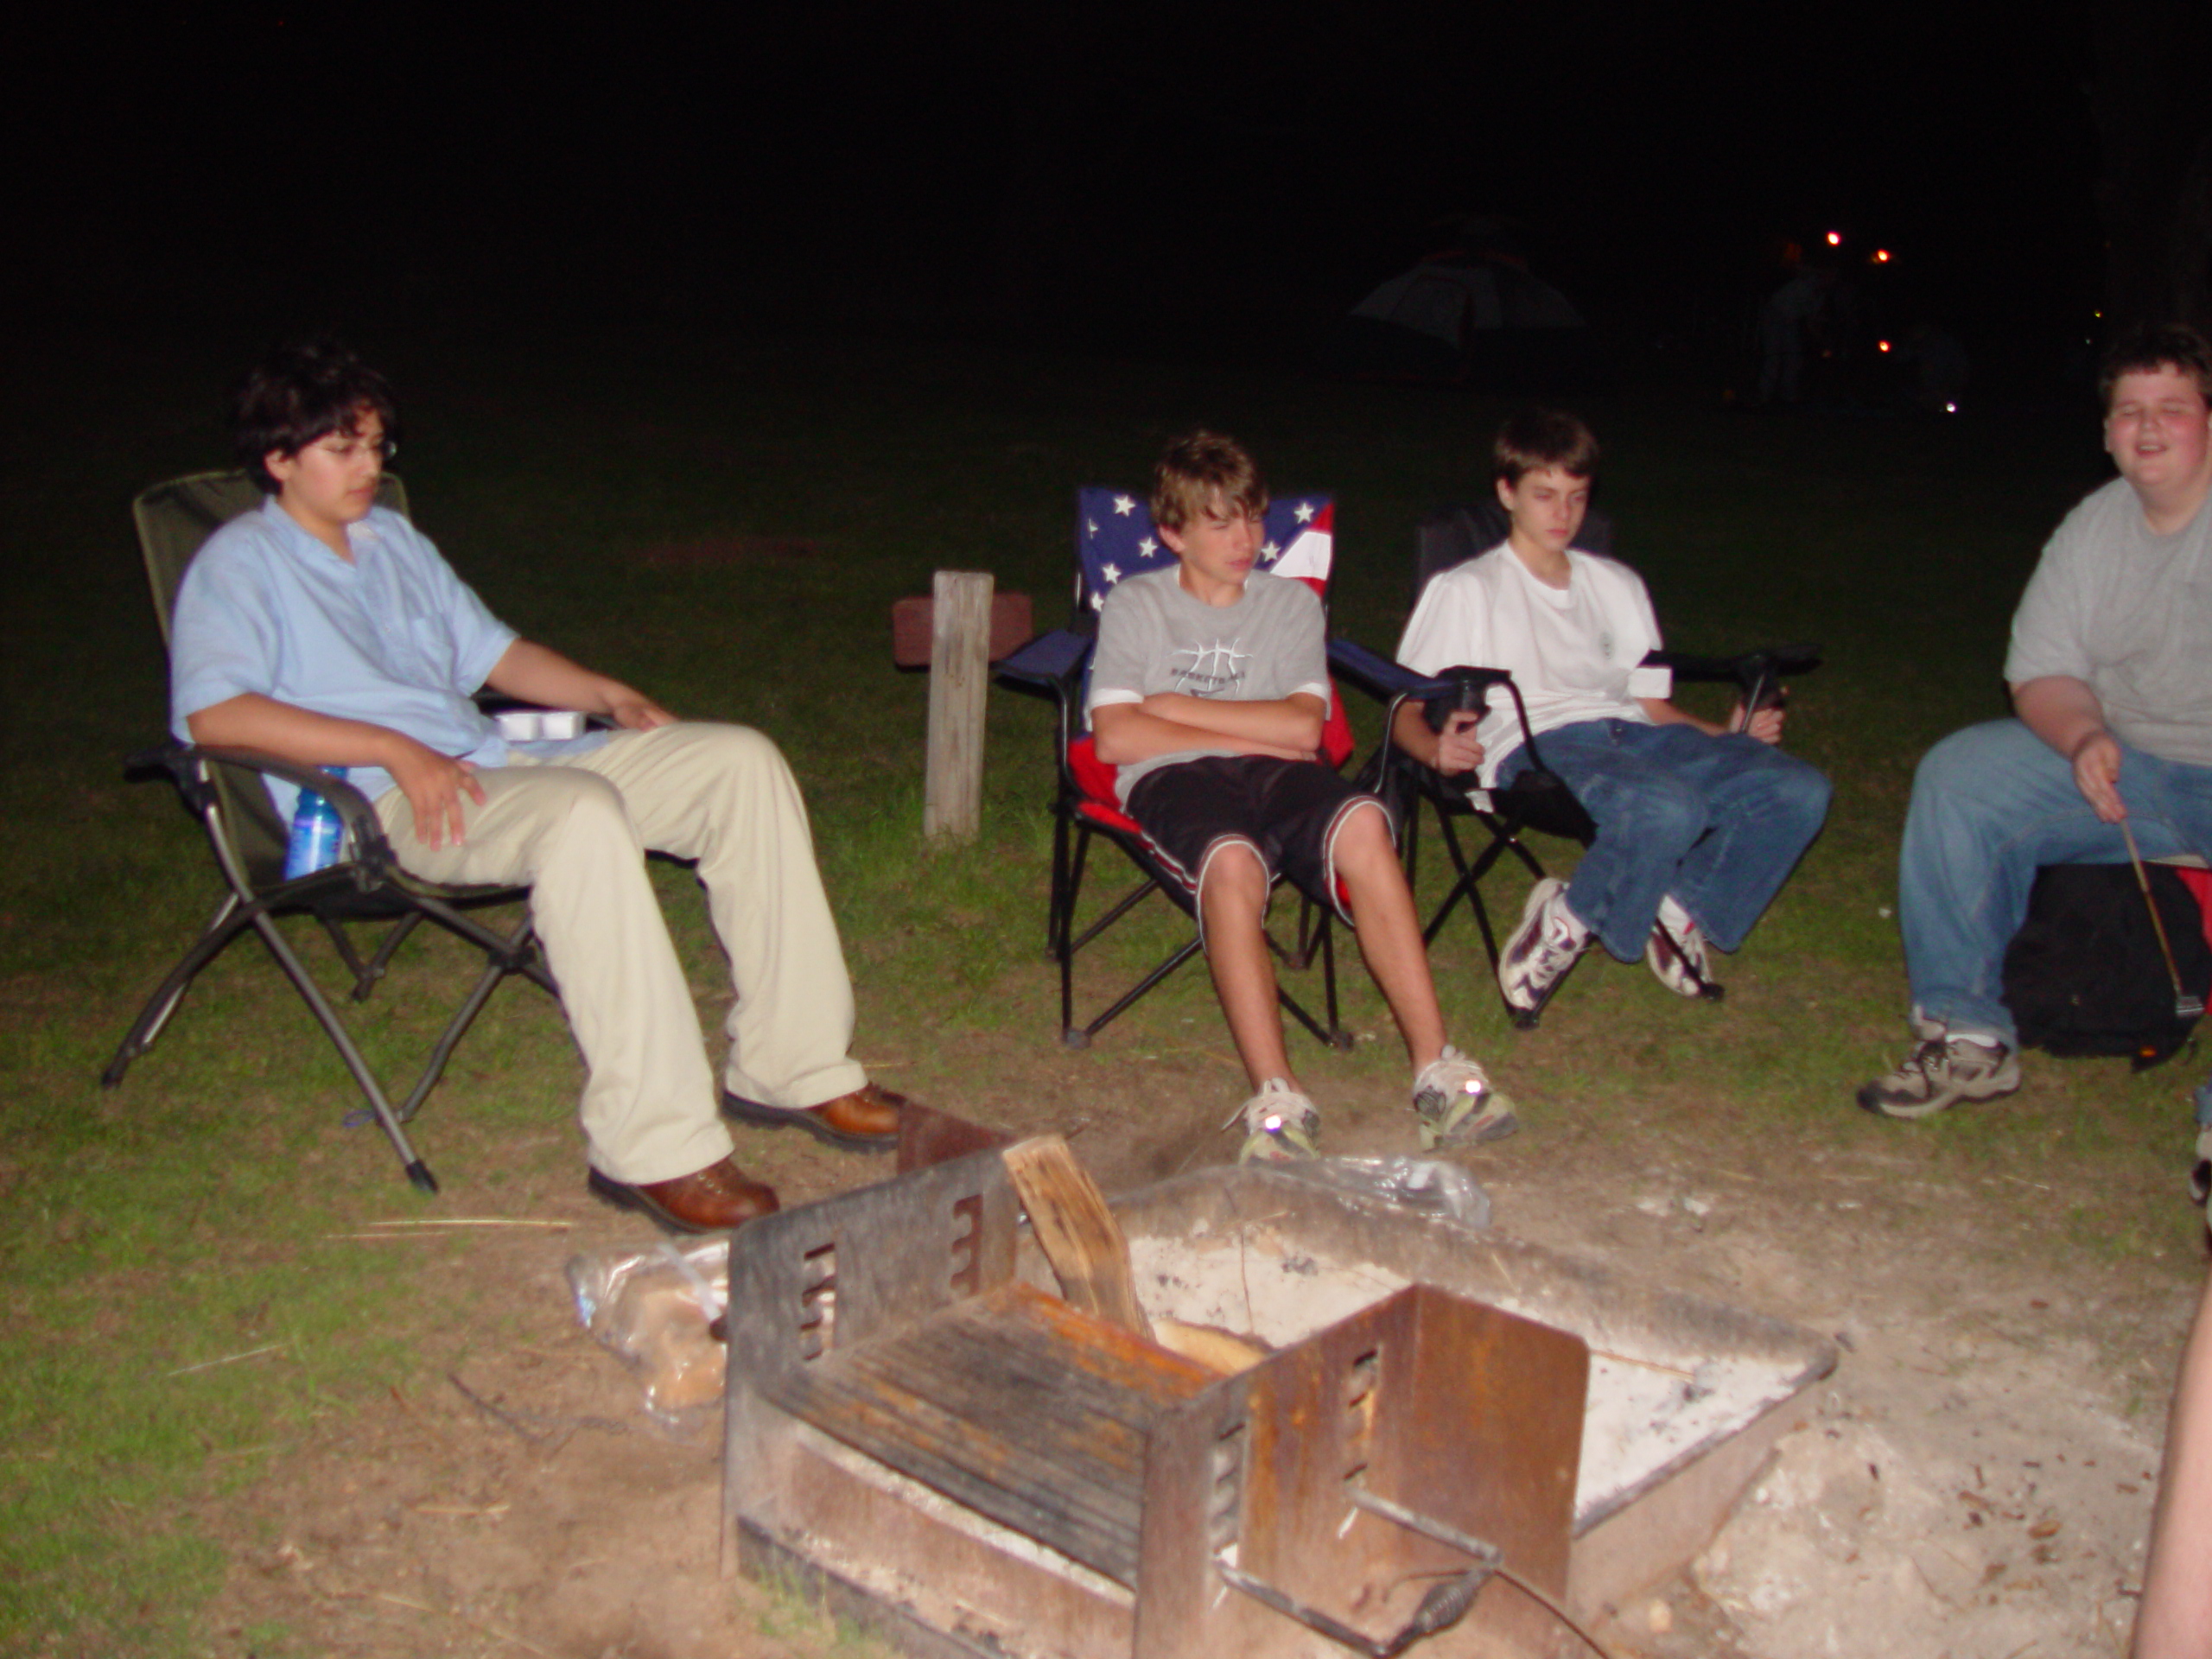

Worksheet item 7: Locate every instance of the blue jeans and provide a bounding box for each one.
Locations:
[1900,719,2212,1044]
[1495,720,1832,962]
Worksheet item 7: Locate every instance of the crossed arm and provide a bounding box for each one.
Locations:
[1090,691,1326,767]
[184,639,673,849]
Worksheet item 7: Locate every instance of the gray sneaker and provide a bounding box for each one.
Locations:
[1230,1078,1321,1163]
[1412,1046,1518,1147]
[1856,1033,2022,1120]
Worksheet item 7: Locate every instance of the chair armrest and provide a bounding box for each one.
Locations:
[1646,643,1821,696]
[1326,639,1468,706]
[995,628,1091,697]
[142,740,402,879]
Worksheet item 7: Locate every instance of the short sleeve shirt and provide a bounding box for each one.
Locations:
[170,499,524,817]
[2005,479,2212,767]
[1085,568,1330,801]
[1395,544,1672,785]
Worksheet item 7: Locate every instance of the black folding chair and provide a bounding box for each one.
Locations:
[102,472,558,1192]
[1333,499,1820,1028]
[995,487,1355,1052]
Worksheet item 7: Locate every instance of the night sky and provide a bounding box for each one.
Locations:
[11,4,2111,385]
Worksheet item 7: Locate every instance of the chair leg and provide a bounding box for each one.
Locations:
[1046,794,1075,959]
[102,893,253,1086]
[1070,934,1205,1049]
[395,917,542,1123]
[248,911,438,1193]
[351,912,427,1001]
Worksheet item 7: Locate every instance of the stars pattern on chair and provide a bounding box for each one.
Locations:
[1077,487,1333,612]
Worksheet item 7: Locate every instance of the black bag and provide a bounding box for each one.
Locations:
[2001,862,2212,1069]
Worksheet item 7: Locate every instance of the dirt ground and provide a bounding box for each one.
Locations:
[194,1014,2204,1659]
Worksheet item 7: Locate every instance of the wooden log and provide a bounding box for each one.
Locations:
[924,570,993,841]
[1002,1135,1154,1341]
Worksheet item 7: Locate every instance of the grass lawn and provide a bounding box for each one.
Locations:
[0,315,2185,1655]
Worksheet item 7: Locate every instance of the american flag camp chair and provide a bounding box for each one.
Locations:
[996,486,1359,1052]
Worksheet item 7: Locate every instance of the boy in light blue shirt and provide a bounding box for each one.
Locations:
[171,339,911,1230]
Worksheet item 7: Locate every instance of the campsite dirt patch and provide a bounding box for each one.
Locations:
[191,1024,2202,1659]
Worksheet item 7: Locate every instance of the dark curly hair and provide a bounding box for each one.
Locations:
[231,336,399,493]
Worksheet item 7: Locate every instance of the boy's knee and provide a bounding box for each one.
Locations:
[1915,720,2030,804]
[1609,776,1707,849]
[1333,799,1394,853]
[1197,840,1268,916]
[1771,754,1833,824]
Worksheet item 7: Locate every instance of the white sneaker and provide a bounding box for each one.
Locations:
[1645,894,1719,999]
[1229,1078,1320,1163]
[1498,878,1591,1017]
[1411,1046,1518,1147]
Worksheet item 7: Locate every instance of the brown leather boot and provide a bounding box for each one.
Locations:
[588,1156,780,1232]
[721,1081,908,1151]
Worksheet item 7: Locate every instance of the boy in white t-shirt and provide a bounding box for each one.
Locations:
[1393,410,1831,1020]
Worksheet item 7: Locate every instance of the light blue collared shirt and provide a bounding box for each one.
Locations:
[169,497,606,822]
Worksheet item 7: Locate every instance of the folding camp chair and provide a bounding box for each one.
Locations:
[101,471,558,1193]
[996,488,1357,1052]
[1332,498,1820,1028]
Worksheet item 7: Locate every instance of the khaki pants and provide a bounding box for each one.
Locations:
[375,722,867,1184]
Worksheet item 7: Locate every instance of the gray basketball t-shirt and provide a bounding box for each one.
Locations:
[1086,568,1330,801]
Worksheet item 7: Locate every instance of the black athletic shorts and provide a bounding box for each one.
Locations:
[1123,754,1390,926]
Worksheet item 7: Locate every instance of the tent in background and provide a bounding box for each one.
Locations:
[1319,251,1606,389]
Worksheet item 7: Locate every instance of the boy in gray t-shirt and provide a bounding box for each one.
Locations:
[1861,323,2212,1129]
[1086,431,1514,1160]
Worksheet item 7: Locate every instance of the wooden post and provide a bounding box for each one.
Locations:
[925,569,993,841]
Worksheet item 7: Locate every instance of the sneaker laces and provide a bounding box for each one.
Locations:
[1227,1078,1319,1162]
[1522,893,1587,980]
[1412,1046,1517,1147]
[1893,1033,2001,1092]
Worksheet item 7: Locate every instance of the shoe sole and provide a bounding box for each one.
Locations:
[721,1090,897,1152]
[1855,1067,2023,1121]
[586,1169,712,1234]
[1422,1110,1520,1148]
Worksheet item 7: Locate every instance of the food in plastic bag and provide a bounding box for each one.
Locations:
[566,1236,730,1427]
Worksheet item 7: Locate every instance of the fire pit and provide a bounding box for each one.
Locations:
[723,1154,1836,1657]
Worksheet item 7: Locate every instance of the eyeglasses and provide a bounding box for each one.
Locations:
[309,432,397,464]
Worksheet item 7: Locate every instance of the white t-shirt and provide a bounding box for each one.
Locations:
[1395,543,1672,785]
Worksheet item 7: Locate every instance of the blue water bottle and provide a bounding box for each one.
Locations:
[283,768,349,879]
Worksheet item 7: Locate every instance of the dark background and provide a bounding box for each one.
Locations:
[9,3,2209,398]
